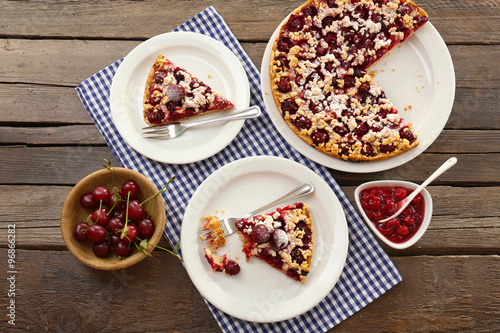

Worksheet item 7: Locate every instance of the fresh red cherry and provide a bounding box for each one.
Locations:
[86,224,107,243]
[93,241,111,258]
[137,218,156,238]
[80,192,98,210]
[114,240,132,257]
[121,180,139,200]
[107,191,125,211]
[106,217,125,233]
[121,225,139,244]
[92,185,111,202]
[127,200,145,221]
[109,234,121,247]
[73,222,89,241]
[91,207,110,226]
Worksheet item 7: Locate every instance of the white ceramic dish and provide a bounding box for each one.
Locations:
[181,156,349,323]
[261,19,455,173]
[354,180,433,250]
[110,31,250,164]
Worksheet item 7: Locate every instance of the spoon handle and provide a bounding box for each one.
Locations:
[405,157,458,204]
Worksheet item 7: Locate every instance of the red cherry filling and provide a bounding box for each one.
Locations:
[359,186,425,243]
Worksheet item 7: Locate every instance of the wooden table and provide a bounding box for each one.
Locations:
[1,0,499,331]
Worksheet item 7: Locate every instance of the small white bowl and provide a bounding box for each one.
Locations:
[354,180,433,250]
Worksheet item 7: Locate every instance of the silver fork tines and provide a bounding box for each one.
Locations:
[198,182,315,241]
[142,105,261,139]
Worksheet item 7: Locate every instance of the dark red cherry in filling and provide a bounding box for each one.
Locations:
[324,31,337,46]
[327,0,338,8]
[354,123,369,137]
[296,221,312,245]
[291,248,305,264]
[362,143,375,156]
[322,15,336,28]
[399,127,416,143]
[354,4,369,20]
[379,144,396,153]
[277,77,292,93]
[312,129,329,145]
[302,5,317,18]
[333,124,348,136]
[214,95,230,109]
[174,71,185,83]
[277,36,293,52]
[397,4,411,15]
[294,116,312,130]
[281,98,299,115]
[153,70,167,83]
[344,76,355,89]
[288,14,305,32]
[270,229,288,250]
[147,107,165,124]
[225,260,240,275]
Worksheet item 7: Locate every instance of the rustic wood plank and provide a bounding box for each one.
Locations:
[0,247,220,332]
[1,185,498,254]
[2,126,499,154]
[2,249,499,331]
[0,0,498,44]
[334,255,500,332]
[0,146,498,185]
[0,84,92,124]
[0,125,106,145]
[1,85,498,131]
[1,39,499,90]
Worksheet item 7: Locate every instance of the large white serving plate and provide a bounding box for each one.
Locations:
[181,156,348,322]
[110,32,250,164]
[261,19,455,173]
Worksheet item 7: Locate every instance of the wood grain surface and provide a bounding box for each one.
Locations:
[0,0,499,331]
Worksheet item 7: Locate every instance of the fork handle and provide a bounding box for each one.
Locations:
[243,182,315,218]
[183,105,261,129]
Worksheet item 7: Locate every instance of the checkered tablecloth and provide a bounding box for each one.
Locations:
[76,6,402,332]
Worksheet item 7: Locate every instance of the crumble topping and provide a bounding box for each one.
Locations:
[270,0,428,162]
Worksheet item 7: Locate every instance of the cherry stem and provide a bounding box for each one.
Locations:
[102,158,115,189]
[135,237,183,261]
[140,176,176,206]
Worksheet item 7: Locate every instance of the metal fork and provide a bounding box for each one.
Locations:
[142,105,261,139]
[198,182,315,241]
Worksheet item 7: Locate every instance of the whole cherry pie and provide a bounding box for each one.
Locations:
[270,0,428,162]
[235,203,313,283]
[143,54,234,125]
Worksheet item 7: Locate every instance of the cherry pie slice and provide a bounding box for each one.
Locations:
[235,203,313,283]
[270,0,428,162]
[143,54,234,125]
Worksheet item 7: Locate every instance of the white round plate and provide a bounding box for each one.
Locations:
[110,32,250,164]
[181,156,348,323]
[261,19,455,173]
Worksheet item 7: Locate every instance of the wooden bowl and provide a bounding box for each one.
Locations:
[60,167,166,270]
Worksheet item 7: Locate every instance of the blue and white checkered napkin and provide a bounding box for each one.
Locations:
[76,6,401,332]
